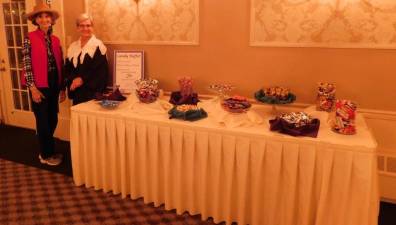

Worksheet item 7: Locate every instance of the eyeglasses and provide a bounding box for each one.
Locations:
[78,24,92,28]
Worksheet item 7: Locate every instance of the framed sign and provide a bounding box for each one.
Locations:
[114,50,144,93]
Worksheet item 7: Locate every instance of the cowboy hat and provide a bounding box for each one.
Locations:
[25,2,59,21]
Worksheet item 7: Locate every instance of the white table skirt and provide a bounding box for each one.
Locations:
[70,100,379,225]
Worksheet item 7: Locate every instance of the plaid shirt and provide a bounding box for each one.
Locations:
[23,28,58,87]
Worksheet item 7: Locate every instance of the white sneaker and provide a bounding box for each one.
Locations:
[39,154,63,166]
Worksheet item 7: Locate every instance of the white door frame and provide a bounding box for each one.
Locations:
[0,52,7,124]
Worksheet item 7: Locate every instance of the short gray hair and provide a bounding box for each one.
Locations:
[76,13,93,26]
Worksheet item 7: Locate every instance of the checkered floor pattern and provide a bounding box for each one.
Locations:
[0,158,222,225]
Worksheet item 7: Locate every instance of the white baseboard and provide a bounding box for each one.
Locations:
[381,197,396,205]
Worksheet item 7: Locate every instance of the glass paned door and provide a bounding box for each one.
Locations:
[3,0,31,111]
[0,0,35,128]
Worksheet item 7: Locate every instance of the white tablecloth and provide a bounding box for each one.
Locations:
[70,99,379,225]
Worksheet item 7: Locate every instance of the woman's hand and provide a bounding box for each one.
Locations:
[59,90,66,103]
[30,86,45,103]
[70,77,84,91]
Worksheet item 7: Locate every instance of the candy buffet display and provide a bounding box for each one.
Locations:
[331,100,357,135]
[316,82,336,112]
[90,77,365,138]
[269,112,320,137]
[135,78,160,103]
[254,86,296,104]
[221,95,251,113]
[168,104,208,121]
[169,77,199,105]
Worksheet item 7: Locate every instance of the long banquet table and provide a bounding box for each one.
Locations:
[70,98,379,225]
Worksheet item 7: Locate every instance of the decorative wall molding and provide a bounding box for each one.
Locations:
[250,0,396,49]
[85,0,199,45]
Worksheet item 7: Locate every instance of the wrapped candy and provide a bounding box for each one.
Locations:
[332,100,356,135]
[168,104,207,121]
[280,112,314,128]
[316,82,336,112]
[254,86,296,104]
[135,78,160,103]
[269,112,320,137]
[264,86,290,100]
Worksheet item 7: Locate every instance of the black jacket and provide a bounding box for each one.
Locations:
[64,47,109,105]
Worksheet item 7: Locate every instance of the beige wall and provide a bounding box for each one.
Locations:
[64,0,396,111]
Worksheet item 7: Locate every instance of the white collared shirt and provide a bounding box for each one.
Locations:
[67,35,107,68]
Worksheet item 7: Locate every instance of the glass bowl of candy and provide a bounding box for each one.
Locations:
[135,78,160,103]
[316,82,336,112]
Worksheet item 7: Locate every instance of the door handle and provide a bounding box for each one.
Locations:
[0,59,5,71]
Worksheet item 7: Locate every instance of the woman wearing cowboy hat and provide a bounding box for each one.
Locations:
[22,3,65,166]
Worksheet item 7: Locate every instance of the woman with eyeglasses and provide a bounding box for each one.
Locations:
[64,13,109,105]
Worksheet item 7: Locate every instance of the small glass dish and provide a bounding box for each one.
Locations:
[221,96,251,113]
[221,104,250,113]
[98,100,121,109]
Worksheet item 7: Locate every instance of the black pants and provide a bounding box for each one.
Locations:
[31,85,59,159]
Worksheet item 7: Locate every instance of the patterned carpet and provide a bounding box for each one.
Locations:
[0,158,220,225]
[1,125,396,225]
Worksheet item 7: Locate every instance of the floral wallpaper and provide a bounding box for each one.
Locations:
[250,0,396,48]
[86,0,199,45]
